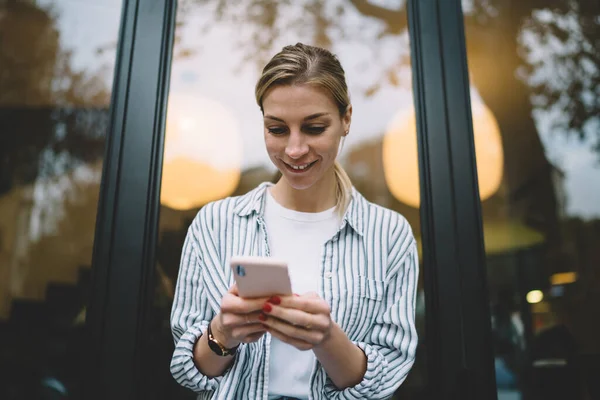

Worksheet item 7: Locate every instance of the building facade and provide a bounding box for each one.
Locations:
[0,0,598,399]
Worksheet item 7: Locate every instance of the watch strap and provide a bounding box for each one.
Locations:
[207,320,239,356]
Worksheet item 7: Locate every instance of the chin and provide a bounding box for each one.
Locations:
[282,175,318,191]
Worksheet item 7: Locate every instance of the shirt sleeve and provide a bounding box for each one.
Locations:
[169,224,223,393]
[324,223,419,399]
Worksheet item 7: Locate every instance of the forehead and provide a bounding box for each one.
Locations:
[262,84,337,119]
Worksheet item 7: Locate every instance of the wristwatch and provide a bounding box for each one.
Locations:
[207,320,239,356]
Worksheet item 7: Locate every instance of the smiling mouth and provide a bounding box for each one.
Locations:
[283,160,317,173]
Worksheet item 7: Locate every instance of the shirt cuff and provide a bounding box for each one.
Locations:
[322,341,388,399]
[170,321,222,392]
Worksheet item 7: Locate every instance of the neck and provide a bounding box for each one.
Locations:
[270,170,337,213]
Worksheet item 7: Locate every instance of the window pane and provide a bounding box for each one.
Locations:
[149,1,427,399]
[0,1,122,398]
[463,1,600,399]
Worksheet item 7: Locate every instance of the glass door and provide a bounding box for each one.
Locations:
[0,1,123,399]
[462,1,600,399]
[146,1,428,398]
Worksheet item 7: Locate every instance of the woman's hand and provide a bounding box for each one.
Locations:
[212,284,269,348]
[259,292,333,351]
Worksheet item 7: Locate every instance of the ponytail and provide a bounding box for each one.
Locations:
[333,161,352,217]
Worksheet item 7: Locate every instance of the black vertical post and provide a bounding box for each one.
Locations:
[87,1,176,399]
[407,0,497,398]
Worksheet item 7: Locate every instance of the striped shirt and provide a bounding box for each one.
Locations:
[170,182,419,400]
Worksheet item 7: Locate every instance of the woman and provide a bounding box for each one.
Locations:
[170,43,418,400]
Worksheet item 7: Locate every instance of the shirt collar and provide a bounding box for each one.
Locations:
[233,182,365,236]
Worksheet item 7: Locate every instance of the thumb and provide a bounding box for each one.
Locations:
[229,283,239,296]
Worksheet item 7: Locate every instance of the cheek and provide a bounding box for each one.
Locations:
[264,136,283,157]
[263,135,275,151]
[318,136,341,159]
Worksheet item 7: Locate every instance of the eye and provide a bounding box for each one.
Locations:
[304,125,327,135]
[267,126,287,135]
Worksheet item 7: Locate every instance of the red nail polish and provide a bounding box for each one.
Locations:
[269,296,281,305]
[258,313,267,321]
[263,303,272,313]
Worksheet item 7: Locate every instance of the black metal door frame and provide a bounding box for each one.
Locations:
[86,1,176,399]
[408,0,497,398]
[87,0,497,399]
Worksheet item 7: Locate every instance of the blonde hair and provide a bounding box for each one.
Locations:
[256,43,352,215]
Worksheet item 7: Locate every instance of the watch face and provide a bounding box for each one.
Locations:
[208,338,225,356]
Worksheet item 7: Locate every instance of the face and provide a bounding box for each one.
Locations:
[262,84,351,191]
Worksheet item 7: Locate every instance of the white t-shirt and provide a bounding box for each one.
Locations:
[264,189,340,400]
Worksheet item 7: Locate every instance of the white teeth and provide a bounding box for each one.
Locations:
[290,162,312,170]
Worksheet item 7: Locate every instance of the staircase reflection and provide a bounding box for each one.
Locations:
[0,267,90,399]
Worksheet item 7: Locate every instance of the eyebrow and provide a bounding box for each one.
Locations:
[264,112,330,122]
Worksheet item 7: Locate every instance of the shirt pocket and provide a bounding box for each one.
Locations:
[347,276,386,337]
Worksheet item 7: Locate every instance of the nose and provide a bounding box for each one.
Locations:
[285,131,309,159]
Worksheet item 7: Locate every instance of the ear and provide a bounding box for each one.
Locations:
[342,105,352,136]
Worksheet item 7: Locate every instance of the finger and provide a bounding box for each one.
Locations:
[243,310,267,325]
[260,314,325,345]
[229,283,239,295]
[267,295,330,316]
[292,292,319,299]
[231,323,266,341]
[262,304,328,331]
[242,331,266,343]
[266,325,313,351]
[220,311,265,329]
[222,293,271,314]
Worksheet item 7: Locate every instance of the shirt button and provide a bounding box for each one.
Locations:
[324,272,333,279]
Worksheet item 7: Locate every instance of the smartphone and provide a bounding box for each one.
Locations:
[230,256,292,298]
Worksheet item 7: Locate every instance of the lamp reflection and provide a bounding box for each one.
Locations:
[527,290,544,304]
[382,89,504,208]
[161,94,242,210]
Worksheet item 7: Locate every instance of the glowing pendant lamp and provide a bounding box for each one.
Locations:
[383,90,504,207]
[161,93,243,210]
